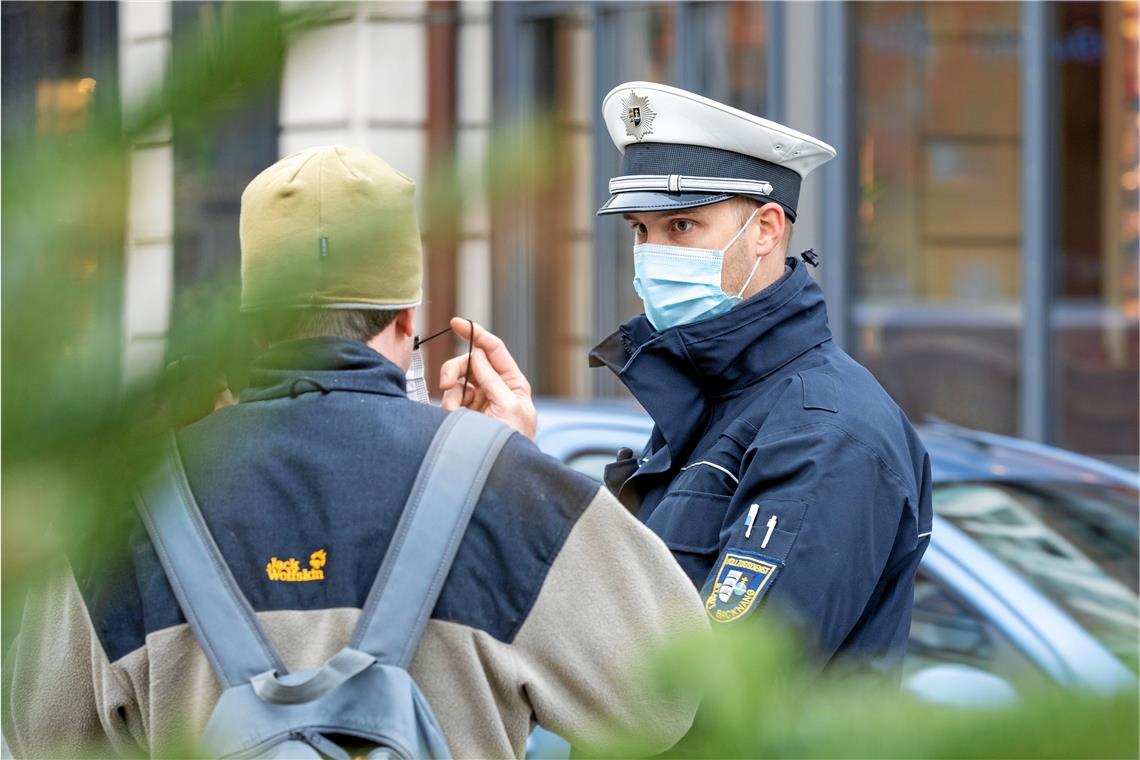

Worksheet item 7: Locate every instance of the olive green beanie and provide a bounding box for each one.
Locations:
[239,145,423,311]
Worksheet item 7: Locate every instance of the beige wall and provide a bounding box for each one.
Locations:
[117,0,495,375]
[278,1,494,334]
[119,0,174,382]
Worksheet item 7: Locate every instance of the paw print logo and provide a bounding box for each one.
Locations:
[309,549,327,570]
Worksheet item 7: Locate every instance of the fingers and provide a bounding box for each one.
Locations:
[439,382,463,411]
[439,353,468,393]
[467,348,518,408]
[437,343,536,439]
[465,385,488,411]
[439,354,490,411]
[437,321,534,437]
[449,318,531,395]
[442,349,509,407]
[440,379,484,411]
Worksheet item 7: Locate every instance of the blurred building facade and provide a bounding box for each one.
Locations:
[4,0,1137,461]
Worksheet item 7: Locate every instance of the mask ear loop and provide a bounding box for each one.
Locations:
[413,326,451,352]
[723,208,762,299]
[411,323,474,405]
[719,207,760,256]
[460,318,475,408]
[732,254,765,299]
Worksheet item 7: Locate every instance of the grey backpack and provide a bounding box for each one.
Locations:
[135,409,513,759]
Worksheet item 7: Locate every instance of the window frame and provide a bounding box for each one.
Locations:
[494,1,782,397]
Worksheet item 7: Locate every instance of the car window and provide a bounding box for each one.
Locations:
[565,451,621,481]
[934,482,1139,668]
[906,571,1046,688]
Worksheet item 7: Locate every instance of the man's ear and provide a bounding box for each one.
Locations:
[755,202,786,256]
[395,307,416,338]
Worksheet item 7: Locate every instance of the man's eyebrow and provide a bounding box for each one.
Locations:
[661,208,705,219]
[622,210,702,222]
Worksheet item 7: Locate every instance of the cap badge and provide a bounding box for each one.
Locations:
[621,91,656,141]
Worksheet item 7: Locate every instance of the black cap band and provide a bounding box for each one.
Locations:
[616,142,802,220]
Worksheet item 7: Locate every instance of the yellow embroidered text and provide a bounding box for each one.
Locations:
[266,549,327,582]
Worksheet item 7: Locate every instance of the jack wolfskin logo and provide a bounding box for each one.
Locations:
[266,549,327,582]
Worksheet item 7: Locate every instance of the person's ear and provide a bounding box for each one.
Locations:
[395,307,416,339]
[755,202,786,257]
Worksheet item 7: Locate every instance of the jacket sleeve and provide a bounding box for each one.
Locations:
[721,421,924,660]
[510,485,708,755]
[2,567,142,758]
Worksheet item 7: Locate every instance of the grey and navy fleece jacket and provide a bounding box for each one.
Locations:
[2,339,706,758]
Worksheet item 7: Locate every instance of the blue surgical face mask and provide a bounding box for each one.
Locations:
[632,209,761,331]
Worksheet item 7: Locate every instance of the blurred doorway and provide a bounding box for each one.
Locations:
[853,2,1024,436]
[1049,1,1139,461]
[495,1,774,398]
[851,2,1138,460]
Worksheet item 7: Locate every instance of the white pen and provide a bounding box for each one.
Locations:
[761,515,777,549]
[743,503,760,538]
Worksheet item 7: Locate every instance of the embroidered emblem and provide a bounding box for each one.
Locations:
[266,548,327,582]
[702,550,781,623]
[621,91,656,141]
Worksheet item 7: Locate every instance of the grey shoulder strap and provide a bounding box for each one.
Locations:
[351,409,514,666]
[135,435,286,688]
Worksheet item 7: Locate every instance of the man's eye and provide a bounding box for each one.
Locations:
[632,223,647,236]
[672,220,695,233]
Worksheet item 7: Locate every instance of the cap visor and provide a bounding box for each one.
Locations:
[596,190,733,216]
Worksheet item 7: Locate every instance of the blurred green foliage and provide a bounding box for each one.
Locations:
[0,0,567,614]
[599,624,1138,759]
[2,3,1136,759]
[1,1,315,634]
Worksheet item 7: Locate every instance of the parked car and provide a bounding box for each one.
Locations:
[532,400,1139,703]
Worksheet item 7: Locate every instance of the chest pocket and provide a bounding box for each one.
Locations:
[646,490,730,555]
[669,417,756,498]
[723,498,808,565]
[646,418,758,556]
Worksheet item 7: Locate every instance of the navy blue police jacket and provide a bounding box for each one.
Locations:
[589,257,934,673]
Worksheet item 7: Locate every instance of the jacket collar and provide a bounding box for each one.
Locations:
[240,337,408,403]
[588,257,833,455]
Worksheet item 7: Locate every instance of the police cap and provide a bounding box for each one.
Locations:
[598,81,836,222]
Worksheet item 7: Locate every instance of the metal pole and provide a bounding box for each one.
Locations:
[675,1,695,91]
[766,0,785,121]
[820,1,852,351]
[490,2,533,378]
[591,5,626,397]
[1019,2,1053,443]
[424,0,458,396]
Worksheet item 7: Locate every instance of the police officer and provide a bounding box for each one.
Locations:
[2,145,706,758]
[587,82,933,675]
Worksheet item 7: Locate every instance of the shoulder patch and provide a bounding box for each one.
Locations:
[799,369,838,413]
[701,549,782,623]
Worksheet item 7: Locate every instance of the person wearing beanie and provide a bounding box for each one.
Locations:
[2,145,706,758]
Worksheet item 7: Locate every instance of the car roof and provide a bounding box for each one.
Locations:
[533,399,1139,489]
[915,422,1138,487]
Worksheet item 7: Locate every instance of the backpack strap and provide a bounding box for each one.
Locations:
[135,434,286,688]
[351,409,513,667]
